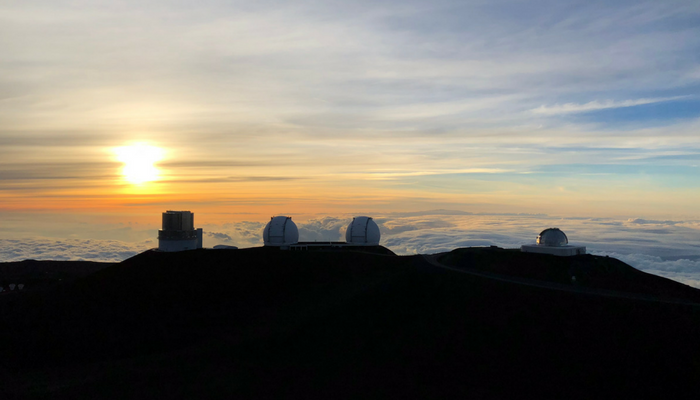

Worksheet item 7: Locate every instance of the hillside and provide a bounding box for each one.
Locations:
[2,247,700,399]
[439,246,700,302]
[0,260,115,293]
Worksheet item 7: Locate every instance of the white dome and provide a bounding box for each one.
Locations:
[537,228,568,247]
[346,216,381,245]
[263,216,299,246]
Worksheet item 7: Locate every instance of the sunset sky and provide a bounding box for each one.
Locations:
[2,1,700,281]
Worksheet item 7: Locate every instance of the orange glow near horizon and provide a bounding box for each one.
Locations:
[1,170,699,221]
[0,139,697,221]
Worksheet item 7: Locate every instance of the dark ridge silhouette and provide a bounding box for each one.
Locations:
[0,260,115,292]
[1,247,700,399]
[440,247,700,302]
[289,243,396,255]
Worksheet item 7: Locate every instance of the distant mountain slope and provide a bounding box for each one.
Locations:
[2,248,700,399]
[439,247,700,302]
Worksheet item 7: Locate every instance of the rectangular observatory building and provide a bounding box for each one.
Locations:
[158,211,203,252]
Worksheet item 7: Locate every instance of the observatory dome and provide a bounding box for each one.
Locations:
[537,228,568,247]
[263,216,299,246]
[346,216,381,245]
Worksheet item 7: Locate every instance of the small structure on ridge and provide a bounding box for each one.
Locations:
[520,228,586,256]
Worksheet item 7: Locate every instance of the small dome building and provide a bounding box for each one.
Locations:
[263,216,299,247]
[346,216,381,245]
[521,228,586,256]
[537,228,568,247]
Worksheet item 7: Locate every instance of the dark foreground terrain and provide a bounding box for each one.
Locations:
[0,260,114,293]
[2,247,700,399]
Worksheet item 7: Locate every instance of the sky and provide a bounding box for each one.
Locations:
[1,1,700,284]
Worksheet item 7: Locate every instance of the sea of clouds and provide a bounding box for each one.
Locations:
[2,211,700,287]
[0,238,156,264]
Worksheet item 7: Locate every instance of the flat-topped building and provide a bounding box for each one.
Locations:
[158,210,203,252]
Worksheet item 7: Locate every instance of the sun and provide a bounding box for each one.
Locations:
[113,143,165,185]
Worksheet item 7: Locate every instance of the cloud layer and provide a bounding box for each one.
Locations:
[0,238,154,263]
[3,211,700,287]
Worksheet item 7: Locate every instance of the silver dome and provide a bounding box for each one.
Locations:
[537,228,568,247]
[263,216,299,246]
[346,216,381,245]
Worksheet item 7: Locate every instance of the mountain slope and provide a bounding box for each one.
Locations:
[2,248,700,399]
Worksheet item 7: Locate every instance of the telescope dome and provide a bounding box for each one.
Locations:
[263,216,299,246]
[346,216,381,245]
[537,228,568,247]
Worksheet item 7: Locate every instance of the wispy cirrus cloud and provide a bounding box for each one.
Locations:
[530,96,689,116]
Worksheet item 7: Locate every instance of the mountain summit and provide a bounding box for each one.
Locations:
[2,247,700,399]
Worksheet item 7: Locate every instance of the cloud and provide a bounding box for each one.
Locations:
[626,218,680,226]
[0,238,154,263]
[3,212,700,288]
[296,217,349,242]
[530,97,688,116]
[1,1,700,217]
[590,252,700,288]
[206,221,266,248]
[377,217,455,235]
[371,212,700,287]
[205,232,233,242]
